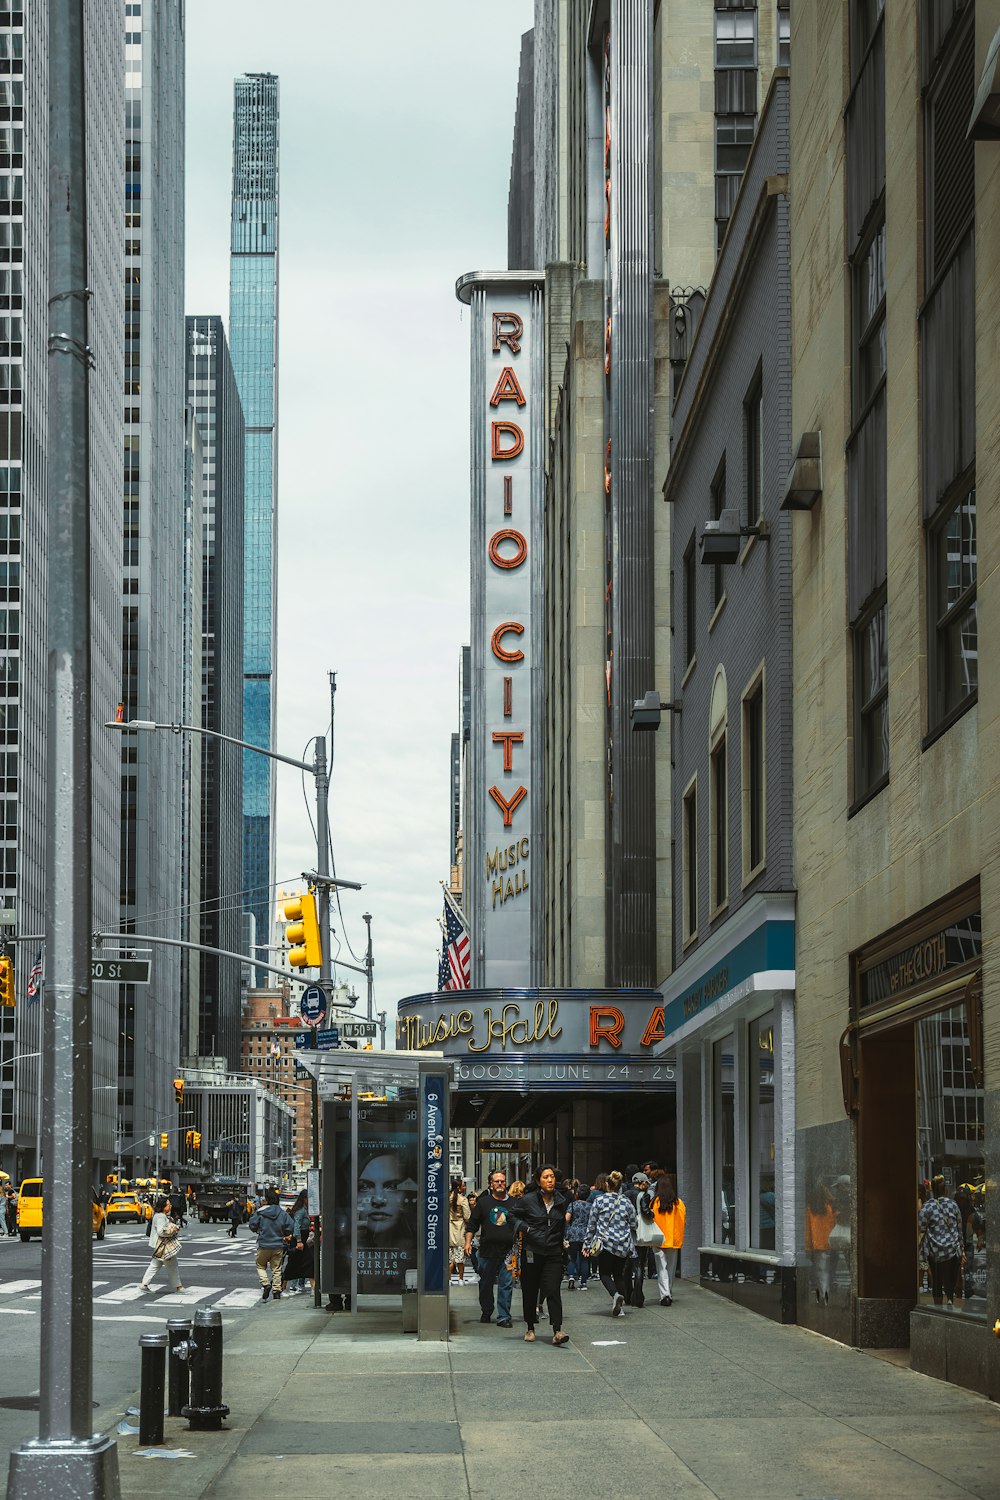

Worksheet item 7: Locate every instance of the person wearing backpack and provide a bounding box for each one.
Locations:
[249,1186,295,1302]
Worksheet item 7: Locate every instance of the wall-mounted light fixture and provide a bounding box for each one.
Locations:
[630,689,682,732]
[968,25,1000,140]
[781,431,823,511]
[699,507,770,566]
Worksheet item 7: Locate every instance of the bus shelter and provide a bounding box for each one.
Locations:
[294,1049,451,1340]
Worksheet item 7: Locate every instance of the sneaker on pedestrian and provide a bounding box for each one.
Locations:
[261,1286,270,1301]
[480,1312,493,1323]
[497,1319,513,1328]
[567,1277,576,1290]
[612,1294,625,1317]
[660,1296,672,1306]
[272,1291,282,1300]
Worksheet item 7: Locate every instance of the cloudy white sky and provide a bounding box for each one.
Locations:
[185,3,534,1021]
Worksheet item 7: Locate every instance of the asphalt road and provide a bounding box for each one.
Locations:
[0,1217,299,1472]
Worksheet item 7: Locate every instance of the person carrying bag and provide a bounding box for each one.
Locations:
[138,1195,186,1294]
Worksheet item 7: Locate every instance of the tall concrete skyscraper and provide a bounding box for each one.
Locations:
[0,1,124,1179]
[186,315,245,1066]
[228,73,279,974]
[117,1,186,1174]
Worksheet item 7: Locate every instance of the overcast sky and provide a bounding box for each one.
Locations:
[184,3,534,1023]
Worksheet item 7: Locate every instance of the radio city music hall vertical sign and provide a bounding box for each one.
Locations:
[456,272,544,987]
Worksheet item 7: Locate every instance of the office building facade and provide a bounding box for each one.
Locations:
[186,315,246,1067]
[789,0,997,1396]
[228,73,279,977]
[118,0,186,1174]
[0,0,123,1178]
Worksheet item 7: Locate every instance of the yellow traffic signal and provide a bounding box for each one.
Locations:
[159,1132,168,1150]
[173,1076,184,1105]
[184,1129,193,1149]
[283,889,322,969]
[0,954,12,1008]
[192,1130,201,1152]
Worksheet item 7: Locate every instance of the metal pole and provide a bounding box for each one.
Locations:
[8,0,119,1490]
[363,911,373,1023]
[137,1335,168,1447]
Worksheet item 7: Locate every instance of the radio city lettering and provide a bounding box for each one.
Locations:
[397,997,666,1055]
[483,308,532,924]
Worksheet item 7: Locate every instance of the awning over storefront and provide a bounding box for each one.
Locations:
[656,893,795,1050]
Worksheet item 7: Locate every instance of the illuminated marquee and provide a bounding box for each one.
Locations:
[457,272,544,987]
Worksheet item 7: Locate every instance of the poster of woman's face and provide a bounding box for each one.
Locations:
[331,1108,418,1294]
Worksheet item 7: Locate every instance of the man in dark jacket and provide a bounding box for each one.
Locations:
[249,1187,294,1301]
[465,1170,516,1327]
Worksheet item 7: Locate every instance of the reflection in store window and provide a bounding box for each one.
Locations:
[749,1013,775,1250]
[916,1003,986,1314]
[714,1035,736,1244]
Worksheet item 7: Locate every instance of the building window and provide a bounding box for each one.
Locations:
[682,777,698,943]
[710,457,726,613]
[749,1011,776,1250]
[744,368,763,528]
[854,591,888,800]
[684,533,697,668]
[742,671,765,878]
[715,9,756,68]
[710,732,728,913]
[854,218,886,416]
[777,2,790,66]
[929,479,977,723]
[714,1033,737,1244]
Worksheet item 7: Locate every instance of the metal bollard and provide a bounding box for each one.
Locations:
[138,1331,168,1446]
[181,1307,230,1431]
[166,1317,192,1418]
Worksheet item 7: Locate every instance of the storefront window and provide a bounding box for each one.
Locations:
[714,1034,736,1244]
[916,1003,987,1314]
[749,1012,776,1250]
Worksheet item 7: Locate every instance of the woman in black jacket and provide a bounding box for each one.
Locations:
[507,1164,571,1346]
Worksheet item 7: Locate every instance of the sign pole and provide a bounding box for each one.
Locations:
[417,1061,449,1340]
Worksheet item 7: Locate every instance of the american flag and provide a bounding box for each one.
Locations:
[26,949,43,1005]
[440,898,471,991]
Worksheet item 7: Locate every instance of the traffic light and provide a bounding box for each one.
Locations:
[159,1132,168,1150]
[173,1076,184,1105]
[192,1130,201,1152]
[0,953,12,1008]
[184,1129,194,1149]
[284,889,322,969]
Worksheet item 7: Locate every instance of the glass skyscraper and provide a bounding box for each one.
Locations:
[228,73,279,974]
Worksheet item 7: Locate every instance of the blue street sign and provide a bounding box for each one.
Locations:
[300,985,327,1025]
[315,1027,340,1051]
[294,1031,316,1050]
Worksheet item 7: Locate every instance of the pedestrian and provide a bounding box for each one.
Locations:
[565,1183,592,1290]
[4,1186,16,1236]
[283,1188,312,1295]
[249,1186,295,1302]
[465,1169,516,1327]
[449,1177,471,1284]
[137,1195,186,1295]
[644,1173,686,1306]
[226,1192,243,1238]
[584,1169,637,1319]
[628,1172,651,1306]
[918,1174,965,1309]
[507,1163,571,1346]
[805,1179,836,1305]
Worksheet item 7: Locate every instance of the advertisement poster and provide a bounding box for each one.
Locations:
[331,1102,418,1295]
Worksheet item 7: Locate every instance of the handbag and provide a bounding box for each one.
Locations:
[586,1235,603,1257]
[153,1222,180,1261]
[636,1215,664,1248]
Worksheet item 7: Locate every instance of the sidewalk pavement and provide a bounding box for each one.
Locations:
[114,1280,999,1500]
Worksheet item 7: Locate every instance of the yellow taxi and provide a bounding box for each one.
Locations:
[16,1179,107,1241]
[105,1192,148,1226]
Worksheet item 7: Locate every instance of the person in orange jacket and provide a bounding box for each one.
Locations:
[804,1180,837,1304]
[645,1174,686,1306]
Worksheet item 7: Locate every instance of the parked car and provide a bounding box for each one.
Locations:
[16,1180,106,1241]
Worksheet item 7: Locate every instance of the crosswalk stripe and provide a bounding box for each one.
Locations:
[154,1286,221,1305]
[0,1280,41,1295]
[214,1288,263,1308]
[94,1285,151,1303]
